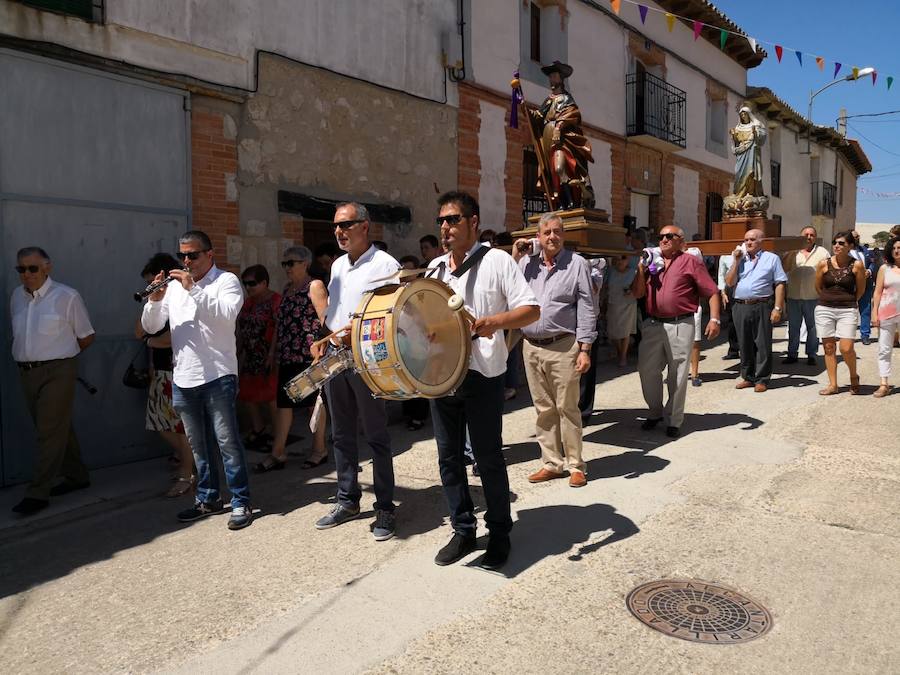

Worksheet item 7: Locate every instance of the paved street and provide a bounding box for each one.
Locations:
[1,337,898,674]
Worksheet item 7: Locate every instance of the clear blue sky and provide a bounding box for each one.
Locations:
[714,0,900,224]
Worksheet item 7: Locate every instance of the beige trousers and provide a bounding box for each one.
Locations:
[637,317,693,429]
[522,334,585,474]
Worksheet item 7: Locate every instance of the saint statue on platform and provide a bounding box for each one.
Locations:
[518,61,595,210]
[724,105,769,217]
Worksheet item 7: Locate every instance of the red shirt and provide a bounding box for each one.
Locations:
[643,252,718,318]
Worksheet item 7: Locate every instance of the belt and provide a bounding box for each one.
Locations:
[525,333,572,347]
[650,313,694,323]
[17,359,63,370]
[734,297,772,305]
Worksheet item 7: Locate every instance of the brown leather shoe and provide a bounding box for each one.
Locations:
[754,382,768,393]
[735,380,754,389]
[528,468,566,483]
[568,471,587,488]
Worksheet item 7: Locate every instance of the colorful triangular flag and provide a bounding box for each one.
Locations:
[610,0,620,15]
[852,66,860,79]
[888,76,894,91]
[693,21,703,40]
[720,29,727,50]
[775,45,783,62]
[638,4,648,24]
[795,51,802,67]
[834,62,842,78]
[816,56,824,71]
[665,13,675,32]
[747,36,757,54]
[873,70,878,86]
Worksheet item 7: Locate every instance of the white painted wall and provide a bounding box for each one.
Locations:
[673,165,699,235]
[1,0,456,101]
[763,123,811,234]
[477,100,508,230]
[589,136,613,218]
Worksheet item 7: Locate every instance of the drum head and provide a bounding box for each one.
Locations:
[394,279,470,397]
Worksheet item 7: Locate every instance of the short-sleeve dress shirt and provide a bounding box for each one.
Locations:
[325,246,401,331]
[732,251,788,300]
[10,278,94,362]
[643,253,718,318]
[428,243,538,378]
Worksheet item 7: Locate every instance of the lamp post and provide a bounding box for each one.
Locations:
[806,67,875,154]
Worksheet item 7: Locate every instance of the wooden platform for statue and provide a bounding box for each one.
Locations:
[514,207,629,252]
[714,215,781,240]
[692,237,806,256]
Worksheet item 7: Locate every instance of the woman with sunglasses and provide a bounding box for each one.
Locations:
[255,246,328,472]
[871,236,900,397]
[236,265,280,451]
[814,231,867,395]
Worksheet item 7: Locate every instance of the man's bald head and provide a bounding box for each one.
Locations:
[743,229,764,255]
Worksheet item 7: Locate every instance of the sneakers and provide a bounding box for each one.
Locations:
[434,532,477,566]
[228,504,254,530]
[315,503,361,530]
[691,377,702,387]
[480,535,511,570]
[372,509,396,541]
[177,500,228,523]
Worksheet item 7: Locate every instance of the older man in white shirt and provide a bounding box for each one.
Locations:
[142,230,252,530]
[10,247,94,516]
[428,191,540,571]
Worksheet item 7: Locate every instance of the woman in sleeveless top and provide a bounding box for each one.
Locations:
[814,230,867,395]
[872,236,900,397]
[254,245,328,472]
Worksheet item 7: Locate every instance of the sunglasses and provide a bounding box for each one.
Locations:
[832,240,848,246]
[660,233,683,241]
[435,214,466,226]
[281,260,304,268]
[334,219,364,230]
[179,249,210,261]
[15,265,41,274]
[242,280,259,288]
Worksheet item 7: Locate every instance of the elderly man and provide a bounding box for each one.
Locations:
[631,226,720,438]
[783,226,829,365]
[725,229,788,392]
[513,213,595,487]
[10,247,94,516]
[311,202,400,541]
[428,191,539,570]
[143,230,253,529]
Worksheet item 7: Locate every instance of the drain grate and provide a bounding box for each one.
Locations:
[626,579,772,644]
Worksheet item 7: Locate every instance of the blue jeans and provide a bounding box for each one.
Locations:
[787,298,818,358]
[173,374,250,508]
[858,281,874,338]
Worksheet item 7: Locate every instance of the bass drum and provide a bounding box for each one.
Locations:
[350,277,471,400]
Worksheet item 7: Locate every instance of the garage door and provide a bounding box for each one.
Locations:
[0,49,191,486]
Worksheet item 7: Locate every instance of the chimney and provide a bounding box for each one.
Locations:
[838,107,847,137]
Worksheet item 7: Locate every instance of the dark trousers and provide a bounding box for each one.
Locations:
[401,397,429,422]
[723,291,740,354]
[578,332,601,417]
[430,370,511,537]
[859,280,874,338]
[733,301,774,384]
[325,370,395,511]
[19,357,89,500]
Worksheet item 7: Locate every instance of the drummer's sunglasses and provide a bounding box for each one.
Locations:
[179,249,210,261]
[435,214,465,226]
[334,219,365,230]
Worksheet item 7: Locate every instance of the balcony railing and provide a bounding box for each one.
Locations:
[811,181,836,218]
[626,72,687,150]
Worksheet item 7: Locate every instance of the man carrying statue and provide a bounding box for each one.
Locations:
[516,60,595,210]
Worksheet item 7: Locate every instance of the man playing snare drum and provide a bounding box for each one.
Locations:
[428,191,540,570]
[311,202,400,541]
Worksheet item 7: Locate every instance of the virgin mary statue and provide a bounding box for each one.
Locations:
[731,106,767,198]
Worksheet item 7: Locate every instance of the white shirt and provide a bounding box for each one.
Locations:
[717,255,734,291]
[428,243,538,378]
[141,265,244,388]
[10,278,94,362]
[325,246,401,331]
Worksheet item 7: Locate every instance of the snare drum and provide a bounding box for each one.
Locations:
[351,277,470,399]
[283,349,354,403]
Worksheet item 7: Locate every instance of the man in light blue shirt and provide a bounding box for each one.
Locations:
[725,229,787,392]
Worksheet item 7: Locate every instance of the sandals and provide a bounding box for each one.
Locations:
[253,455,286,473]
[244,430,273,451]
[165,476,194,498]
[849,375,861,395]
[873,384,893,398]
[818,385,839,396]
[301,451,328,470]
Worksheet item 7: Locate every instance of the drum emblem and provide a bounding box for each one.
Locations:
[362,318,385,341]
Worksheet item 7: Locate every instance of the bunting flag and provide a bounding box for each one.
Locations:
[872,70,878,86]
[665,12,675,32]
[720,28,727,50]
[795,51,802,67]
[834,62,842,78]
[816,56,825,71]
[852,66,860,79]
[889,76,894,91]
[610,0,621,15]
[638,4,648,24]
[509,72,522,129]
[747,36,757,54]
[693,20,702,40]
[775,45,783,62]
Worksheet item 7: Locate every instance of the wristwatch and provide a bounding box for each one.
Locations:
[773,306,782,312]
[709,318,721,324]
[579,346,591,353]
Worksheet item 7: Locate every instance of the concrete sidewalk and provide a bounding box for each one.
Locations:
[0,338,897,674]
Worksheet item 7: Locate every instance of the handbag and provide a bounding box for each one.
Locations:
[122,342,150,389]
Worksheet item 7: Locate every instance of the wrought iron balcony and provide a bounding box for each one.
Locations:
[626,72,687,151]
[811,181,836,218]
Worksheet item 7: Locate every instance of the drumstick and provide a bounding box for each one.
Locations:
[310,324,351,362]
[447,294,476,324]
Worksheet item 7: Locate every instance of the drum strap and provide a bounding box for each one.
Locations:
[427,244,491,281]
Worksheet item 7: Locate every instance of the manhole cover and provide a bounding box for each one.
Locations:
[626,579,772,644]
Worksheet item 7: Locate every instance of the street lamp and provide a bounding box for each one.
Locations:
[806,67,875,153]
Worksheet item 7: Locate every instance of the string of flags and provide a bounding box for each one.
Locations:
[858,186,900,199]
[607,0,891,90]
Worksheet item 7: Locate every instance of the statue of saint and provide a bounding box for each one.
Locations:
[522,61,595,210]
[724,106,769,216]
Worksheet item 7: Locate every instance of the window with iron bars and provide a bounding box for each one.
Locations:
[770,161,781,198]
[522,146,548,226]
[20,0,103,22]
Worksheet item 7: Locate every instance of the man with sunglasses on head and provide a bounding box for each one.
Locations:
[10,247,94,516]
[631,226,720,438]
[142,230,253,530]
[310,202,400,541]
[428,191,540,570]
